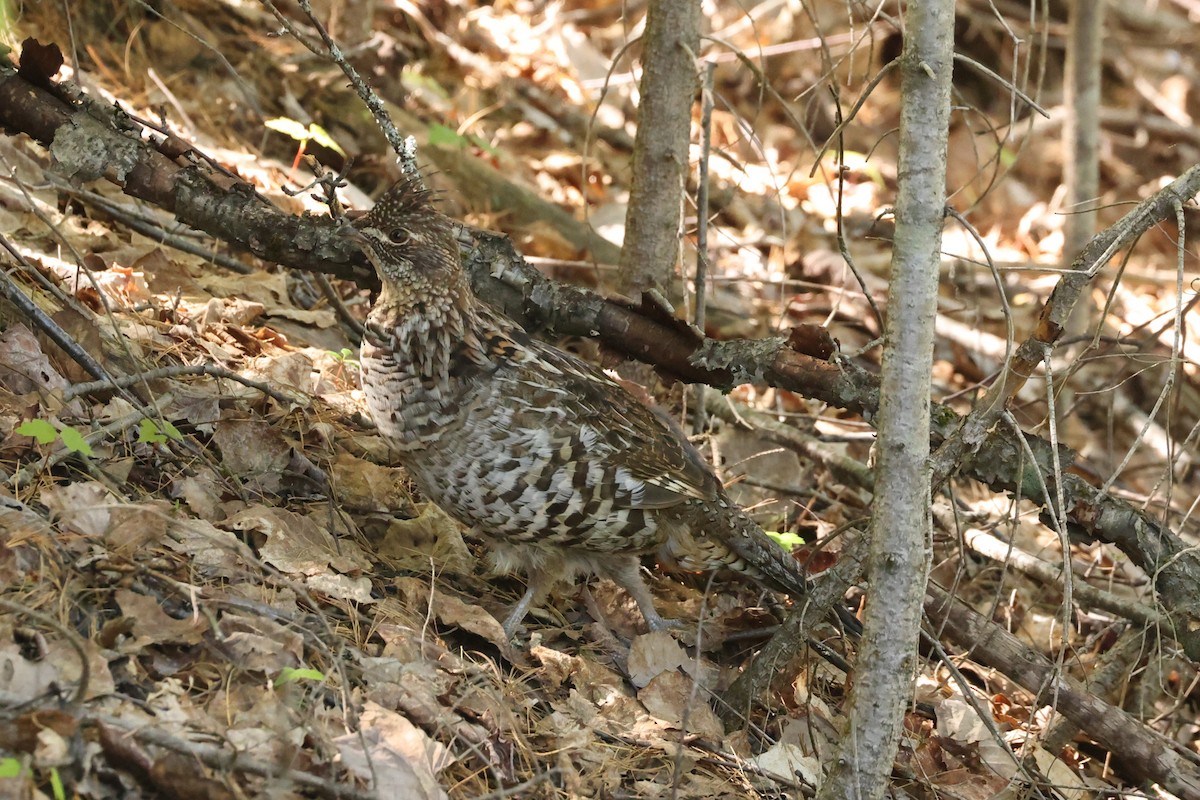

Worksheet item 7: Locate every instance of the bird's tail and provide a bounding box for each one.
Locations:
[667,498,862,636]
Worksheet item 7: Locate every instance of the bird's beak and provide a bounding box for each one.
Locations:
[343,224,371,249]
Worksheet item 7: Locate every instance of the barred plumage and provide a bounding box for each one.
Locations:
[354,175,840,636]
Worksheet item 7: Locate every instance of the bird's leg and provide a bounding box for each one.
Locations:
[601,556,681,632]
[501,567,557,638]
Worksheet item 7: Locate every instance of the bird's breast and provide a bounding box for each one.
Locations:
[361,337,476,450]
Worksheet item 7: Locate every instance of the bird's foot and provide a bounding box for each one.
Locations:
[500,582,541,639]
[643,611,684,632]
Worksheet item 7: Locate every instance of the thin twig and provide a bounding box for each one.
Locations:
[810,59,898,175]
[691,62,715,435]
[0,236,112,383]
[262,0,408,161]
[471,770,561,800]
[78,190,252,274]
[830,87,884,330]
[62,363,308,404]
[90,712,378,800]
[313,273,366,337]
[953,53,1049,118]
[962,527,1164,627]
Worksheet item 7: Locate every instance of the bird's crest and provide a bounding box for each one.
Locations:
[358,175,435,227]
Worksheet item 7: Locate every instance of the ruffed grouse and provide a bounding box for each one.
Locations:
[355,175,846,637]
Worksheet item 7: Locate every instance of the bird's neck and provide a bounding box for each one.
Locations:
[370,282,499,384]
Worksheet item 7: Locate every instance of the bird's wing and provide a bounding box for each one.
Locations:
[474,311,720,509]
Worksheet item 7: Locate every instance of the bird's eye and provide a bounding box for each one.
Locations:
[388,228,410,244]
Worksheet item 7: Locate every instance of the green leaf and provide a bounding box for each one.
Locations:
[306,124,346,156]
[402,72,449,99]
[265,117,312,142]
[160,420,184,441]
[327,348,360,368]
[266,119,346,157]
[137,419,167,444]
[428,123,467,148]
[16,419,57,444]
[0,758,22,778]
[764,530,807,549]
[58,426,94,456]
[274,667,326,687]
[137,419,183,444]
[49,767,65,800]
[467,134,498,156]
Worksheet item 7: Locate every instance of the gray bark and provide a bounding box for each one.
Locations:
[816,1,955,796]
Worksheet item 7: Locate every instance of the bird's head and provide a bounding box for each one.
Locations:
[351,177,470,319]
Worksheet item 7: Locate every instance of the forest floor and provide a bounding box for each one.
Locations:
[1,1,1199,798]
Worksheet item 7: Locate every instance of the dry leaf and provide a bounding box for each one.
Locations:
[226,506,370,576]
[638,670,724,740]
[627,630,688,689]
[329,452,413,513]
[114,588,209,647]
[750,741,821,787]
[334,701,453,800]
[41,481,114,538]
[374,503,472,573]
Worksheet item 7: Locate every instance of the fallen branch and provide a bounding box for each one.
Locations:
[925,585,1200,800]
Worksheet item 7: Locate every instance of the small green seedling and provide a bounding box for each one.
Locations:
[274,667,326,688]
[137,419,184,444]
[428,122,497,155]
[16,419,94,457]
[327,348,361,384]
[265,117,346,171]
[764,530,807,550]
